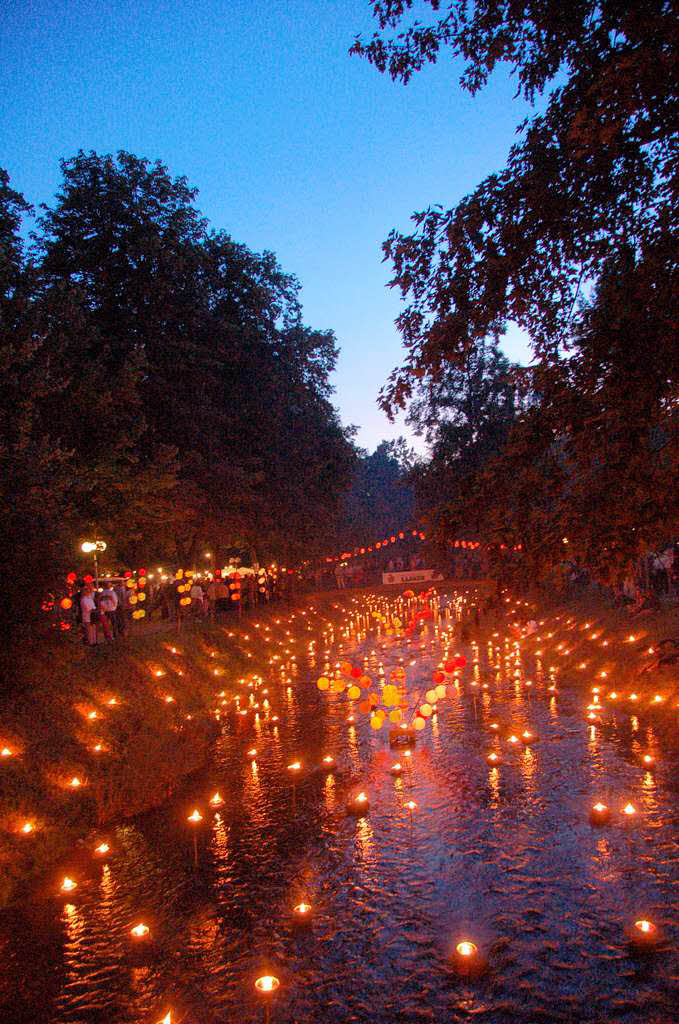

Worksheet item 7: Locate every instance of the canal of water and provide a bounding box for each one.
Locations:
[1,595,677,1023]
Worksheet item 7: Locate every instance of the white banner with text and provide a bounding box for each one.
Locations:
[382,569,444,586]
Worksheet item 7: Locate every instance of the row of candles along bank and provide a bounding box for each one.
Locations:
[2,596,670,831]
[2,598,670,825]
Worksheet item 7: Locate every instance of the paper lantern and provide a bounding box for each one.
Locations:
[413,717,426,731]
[351,666,362,679]
[389,709,402,723]
[425,689,437,704]
[348,685,361,699]
[419,703,432,718]
[317,676,330,691]
[60,598,72,610]
[370,715,383,730]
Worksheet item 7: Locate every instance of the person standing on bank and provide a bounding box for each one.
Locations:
[80,584,97,646]
[99,582,117,641]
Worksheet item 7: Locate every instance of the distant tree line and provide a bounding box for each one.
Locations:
[0,152,358,638]
[354,0,679,588]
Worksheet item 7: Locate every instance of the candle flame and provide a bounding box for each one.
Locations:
[131,923,149,938]
[61,876,76,892]
[635,919,654,934]
[95,842,110,854]
[456,941,477,957]
[255,974,279,993]
[623,802,636,815]
[188,809,203,823]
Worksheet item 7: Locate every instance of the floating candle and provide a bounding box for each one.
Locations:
[589,802,610,825]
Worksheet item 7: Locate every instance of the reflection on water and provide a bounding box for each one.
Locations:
[1,595,678,1024]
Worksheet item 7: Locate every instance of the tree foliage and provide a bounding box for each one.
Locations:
[0,152,356,637]
[407,339,520,536]
[353,0,679,581]
[336,438,415,549]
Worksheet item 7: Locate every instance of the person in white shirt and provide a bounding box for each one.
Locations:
[99,583,117,641]
[190,581,206,614]
[80,585,97,645]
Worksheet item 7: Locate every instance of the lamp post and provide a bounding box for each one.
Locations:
[81,540,107,590]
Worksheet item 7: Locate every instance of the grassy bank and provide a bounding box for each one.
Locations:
[0,616,274,907]
[500,592,679,742]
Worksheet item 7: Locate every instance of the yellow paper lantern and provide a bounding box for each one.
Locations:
[370,715,383,730]
[348,685,361,699]
[419,703,432,718]
[317,676,330,691]
[414,717,426,730]
[389,709,402,723]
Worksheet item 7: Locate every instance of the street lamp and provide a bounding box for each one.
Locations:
[81,540,107,589]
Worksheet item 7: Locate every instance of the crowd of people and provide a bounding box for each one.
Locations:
[73,567,296,646]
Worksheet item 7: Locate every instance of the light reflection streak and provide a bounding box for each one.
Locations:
[520,747,536,794]
[488,766,500,810]
[324,773,336,811]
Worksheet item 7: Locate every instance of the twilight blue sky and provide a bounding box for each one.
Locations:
[1,0,533,451]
